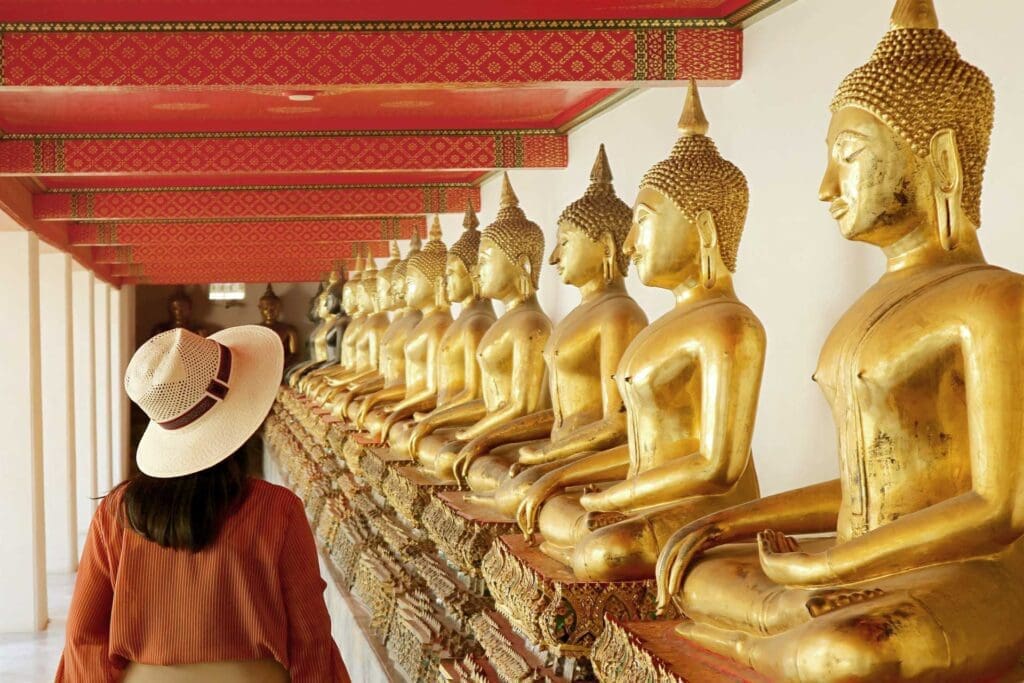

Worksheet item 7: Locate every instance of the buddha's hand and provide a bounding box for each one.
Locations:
[516,471,567,539]
[757,529,836,587]
[407,420,433,459]
[578,486,630,513]
[656,523,724,615]
[518,444,546,466]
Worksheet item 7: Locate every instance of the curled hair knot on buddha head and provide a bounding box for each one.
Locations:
[640,79,749,272]
[558,144,633,276]
[830,0,994,227]
[480,173,545,291]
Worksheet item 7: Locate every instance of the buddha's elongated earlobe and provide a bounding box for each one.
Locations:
[930,129,965,251]
[696,210,719,289]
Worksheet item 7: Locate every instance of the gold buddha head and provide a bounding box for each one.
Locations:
[258,283,282,323]
[375,240,402,312]
[168,286,194,325]
[821,0,994,250]
[447,199,482,303]
[393,229,422,309]
[479,173,544,301]
[552,144,632,289]
[406,215,449,310]
[358,252,379,313]
[342,245,365,314]
[629,79,748,290]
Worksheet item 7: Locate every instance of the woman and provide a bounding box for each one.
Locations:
[56,326,349,682]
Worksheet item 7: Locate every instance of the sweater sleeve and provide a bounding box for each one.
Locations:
[279,495,350,683]
[54,501,122,683]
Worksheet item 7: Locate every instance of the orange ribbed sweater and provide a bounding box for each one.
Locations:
[55,478,349,682]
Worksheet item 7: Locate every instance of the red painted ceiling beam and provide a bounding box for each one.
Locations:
[1,27,742,87]
[35,184,480,220]
[0,131,567,176]
[68,216,425,246]
[94,241,393,264]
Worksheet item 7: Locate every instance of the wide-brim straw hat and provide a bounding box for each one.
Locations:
[125,325,284,478]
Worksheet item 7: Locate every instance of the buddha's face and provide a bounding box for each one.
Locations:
[478,237,519,300]
[341,282,354,314]
[405,268,435,310]
[169,297,192,323]
[820,106,932,245]
[628,187,699,289]
[446,255,473,303]
[315,293,332,319]
[550,221,604,288]
[356,280,374,313]
[392,274,407,307]
[375,273,393,311]
[259,298,281,323]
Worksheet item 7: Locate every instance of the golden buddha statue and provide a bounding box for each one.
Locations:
[654,3,1024,681]
[330,232,424,420]
[306,244,389,399]
[150,286,213,338]
[257,284,301,369]
[284,279,326,384]
[294,252,362,393]
[515,80,766,582]
[453,145,648,513]
[315,249,392,408]
[385,200,497,453]
[358,216,453,439]
[409,173,552,482]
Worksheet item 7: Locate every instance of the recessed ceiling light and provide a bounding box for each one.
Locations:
[288,93,315,102]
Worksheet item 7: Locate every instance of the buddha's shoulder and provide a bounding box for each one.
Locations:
[592,293,649,326]
[939,265,1024,309]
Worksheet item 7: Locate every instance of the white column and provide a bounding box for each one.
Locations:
[94,281,112,495]
[39,251,77,573]
[120,285,136,478]
[0,231,47,632]
[72,268,97,533]
[110,287,124,485]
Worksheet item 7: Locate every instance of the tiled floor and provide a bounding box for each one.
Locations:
[0,572,73,683]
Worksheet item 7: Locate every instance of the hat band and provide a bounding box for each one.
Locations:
[157,343,233,431]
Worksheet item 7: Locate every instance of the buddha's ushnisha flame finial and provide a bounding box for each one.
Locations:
[590,143,614,187]
[678,78,710,137]
[389,239,401,261]
[500,172,520,208]
[353,244,365,272]
[463,198,480,231]
[409,228,422,253]
[891,0,939,30]
[428,214,443,241]
[363,249,378,276]
[263,283,275,297]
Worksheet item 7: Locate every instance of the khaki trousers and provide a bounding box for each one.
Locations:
[123,659,290,683]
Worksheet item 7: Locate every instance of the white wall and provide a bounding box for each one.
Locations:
[435,0,1024,496]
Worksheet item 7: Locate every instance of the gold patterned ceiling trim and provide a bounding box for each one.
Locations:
[1,19,735,32]
[0,128,562,141]
[726,0,794,27]
[48,182,478,194]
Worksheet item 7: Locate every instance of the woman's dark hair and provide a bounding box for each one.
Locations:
[112,445,251,552]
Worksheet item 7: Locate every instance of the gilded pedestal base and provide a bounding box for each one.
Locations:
[439,655,502,683]
[591,619,767,683]
[482,534,676,667]
[389,465,461,528]
[361,445,402,490]
[422,491,517,584]
[469,610,570,683]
